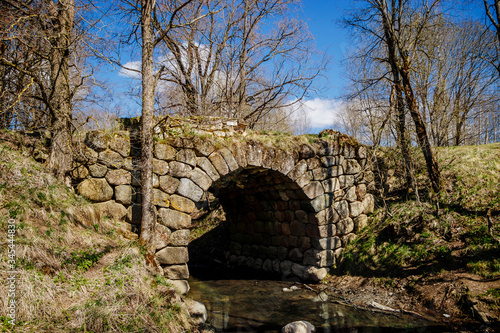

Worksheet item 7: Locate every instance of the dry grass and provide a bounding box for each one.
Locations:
[0,139,190,332]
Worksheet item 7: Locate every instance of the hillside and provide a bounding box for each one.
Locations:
[0,134,192,332]
[325,143,500,330]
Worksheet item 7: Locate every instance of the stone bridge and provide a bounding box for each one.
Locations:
[72,117,375,291]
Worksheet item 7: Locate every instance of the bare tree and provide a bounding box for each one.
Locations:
[483,0,500,75]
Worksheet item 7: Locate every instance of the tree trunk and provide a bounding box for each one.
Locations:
[47,0,75,187]
[140,0,156,250]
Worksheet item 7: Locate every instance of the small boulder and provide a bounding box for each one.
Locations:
[282,321,315,333]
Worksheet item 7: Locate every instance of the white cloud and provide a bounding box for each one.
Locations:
[291,98,343,129]
[119,61,142,79]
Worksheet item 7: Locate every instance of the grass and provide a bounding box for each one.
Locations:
[338,143,500,278]
[0,137,191,332]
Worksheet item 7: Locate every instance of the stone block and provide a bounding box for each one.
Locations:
[164,264,189,280]
[169,161,192,178]
[209,152,229,176]
[190,168,212,191]
[106,169,131,185]
[176,149,197,167]
[109,137,130,157]
[289,248,304,262]
[303,181,324,199]
[169,229,190,246]
[220,148,239,171]
[309,194,327,212]
[262,148,276,168]
[356,184,367,201]
[176,178,203,202]
[89,164,107,178]
[123,157,134,171]
[345,159,361,174]
[288,160,307,181]
[280,260,293,276]
[155,143,177,160]
[346,186,357,202]
[196,157,220,181]
[155,224,171,250]
[342,233,357,247]
[169,194,195,213]
[158,208,191,229]
[246,141,264,166]
[354,214,368,231]
[229,141,247,168]
[349,201,363,217]
[344,144,356,158]
[85,131,109,152]
[115,185,132,205]
[296,171,313,188]
[290,221,306,236]
[159,175,180,194]
[156,247,189,265]
[335,200,350,219]
[362,194,375,214]
[328,166,342,177]
[321,156,336,167]
[312,167,328,181]
[339,175,355,188]
[166,279,190,295]
[193,136,215,156]
[153,188,170,207]
[311,236,341,250]
[298,236,311,251]
[152,158,170,176]
[298,144,316,159]
[304,249,335,267]
[99,150,123,169]
[336,217,354,235]
[71,165,89,180]
[95,201,127,220]
[304,266,328,282]
[77,178,113,202]
[291,263,306,279]
[321,177,340,193]
[262,259,273,272]
[279,155,295,175]
[277,247,288,260]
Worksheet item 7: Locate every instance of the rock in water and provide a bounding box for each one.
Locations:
[184,299,207,325]
[282,321,315,333]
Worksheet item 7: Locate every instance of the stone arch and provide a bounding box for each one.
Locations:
[74,117,375,291]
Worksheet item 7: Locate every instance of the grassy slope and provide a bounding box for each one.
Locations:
[0,138,190,332]
[335,143,500,324]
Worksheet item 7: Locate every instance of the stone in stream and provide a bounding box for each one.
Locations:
[184,299,208,325]
[282,321,315,333]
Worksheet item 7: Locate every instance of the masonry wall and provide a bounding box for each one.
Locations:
[72,117,375,286]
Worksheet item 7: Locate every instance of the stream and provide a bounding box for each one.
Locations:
[187,268,452,333]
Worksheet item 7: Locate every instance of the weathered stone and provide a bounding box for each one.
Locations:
[299,144,316,159]
[304,249,335,267]
[279,155,296,175]
[343,144,356,158]
[336,217,354,235]
[356,184,367,200]
[309,195,327,212]
[209,152,229,176]
[291,263,306,279]
[282,320,315,333]
[321,177,340,193]
[354,214,368,231]
[164,264,189,280]
[95,201,127,220]
[89,164,107,178]
[228,141,247,168]
[99,149,123,169]
[169,229,190,246]
[328,166,342,177]
[167,279,190,294]
[123,157,134,171]
[176,149,197,167]
[193,136,215,156]
[170,194,195,213]
[155,224,171,250]
[115,185,132,205]
[159,175,180,194]
[77,178,113,202]
[220,148,239,171]
[106,169,131,185]
[152,189,170,207]
[312,167,328,181]
[304,266,328,282]
[109,136,130,157]
[262,258,273,272]
[156,247,189,265]
[321,156,336,167]
[280,260,293,276]
[311,236,341,250]
[158,208,191,229]
[362,194,375,214]
[246,141,264,166]
[288,160,307,181]
[295,210,308,223]
[277,247,288,260]
[349,201,363,217]
[155,143,177,160]
[346,186,357,202]
[177,178,203,202]
[296,171,313,188]
[153,173,159,188]
[335,200,350,219]
[290,221,306,236]
[85,131,109,152]
[342,233,357,247]
[71,165,89,180]
[153,158,170,176]
[169,161,192,178]
[289,248,304,262]
[339,175,355,188]
[184,298,207,325]
[345,159,361,174]
[196,157,220,181]
[306,158,321,170]
[303,181,324,199]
